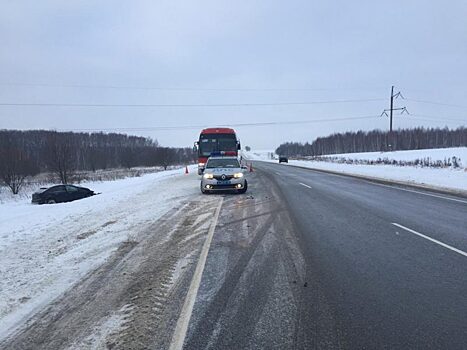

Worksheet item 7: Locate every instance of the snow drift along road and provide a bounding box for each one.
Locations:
[0,166,199,342]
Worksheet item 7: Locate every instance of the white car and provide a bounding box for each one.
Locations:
[200,156,248,194]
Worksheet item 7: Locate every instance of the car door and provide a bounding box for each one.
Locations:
[65,185,81,201]
[46,185,68,203]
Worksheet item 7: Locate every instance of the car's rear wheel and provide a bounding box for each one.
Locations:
[238,180,248,194]
[47,199,56,204]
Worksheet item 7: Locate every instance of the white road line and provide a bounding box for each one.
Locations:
[299,182,312,189]
[277,164,467,205]
[372,182,467,205]
[392,223,467,258]
[169,198,224,350]
[266,161,466,204]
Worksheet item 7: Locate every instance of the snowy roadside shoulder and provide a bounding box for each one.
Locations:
[0,165,198,341]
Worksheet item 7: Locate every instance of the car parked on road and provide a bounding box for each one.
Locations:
[279,156,288,163]
[201,156,248,194]
[31,185,96,204]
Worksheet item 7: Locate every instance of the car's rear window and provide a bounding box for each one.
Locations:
[206,158,240,168]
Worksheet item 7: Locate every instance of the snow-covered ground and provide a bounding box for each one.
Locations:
[244,148,467,192]
[315,147,467,164]
[0,166,199,340]
[243,149,277,161]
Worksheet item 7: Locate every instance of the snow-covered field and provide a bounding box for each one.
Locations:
[315,147,466,164]
[244,148,467,193]
[242,149,277,161]
[0,166,199,340]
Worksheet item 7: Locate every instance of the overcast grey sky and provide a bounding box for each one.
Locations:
[1,0,466,149]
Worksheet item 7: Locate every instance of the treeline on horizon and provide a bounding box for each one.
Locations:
[276,127,467,157]
[0,129,195,192]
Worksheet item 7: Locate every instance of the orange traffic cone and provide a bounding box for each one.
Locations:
[185,165,189,174]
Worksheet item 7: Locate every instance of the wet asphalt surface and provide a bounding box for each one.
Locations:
[184,162,467,350]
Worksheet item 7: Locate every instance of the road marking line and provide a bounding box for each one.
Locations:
[299,182,312,189]
[267,163,467,205]
[392,223,467,258]
[264,161,467,204]
[372,182,467,204]
[169,198,224,350]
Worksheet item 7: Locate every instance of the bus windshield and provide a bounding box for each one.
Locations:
[199,134,237,156]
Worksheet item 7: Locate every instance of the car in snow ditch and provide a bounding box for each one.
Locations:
[200,156,248,194]
[31,185,96,204]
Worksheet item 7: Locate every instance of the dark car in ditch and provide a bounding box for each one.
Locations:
[31,185,96,204]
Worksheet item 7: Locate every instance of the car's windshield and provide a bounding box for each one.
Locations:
[206,158,240,168]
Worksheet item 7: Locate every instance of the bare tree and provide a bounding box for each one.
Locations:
[120,147,137,169]
[0,147,38,194]
[157,147,176,170]
[45,132,76,184]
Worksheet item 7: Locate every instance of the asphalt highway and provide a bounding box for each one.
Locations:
[184,161,467,349]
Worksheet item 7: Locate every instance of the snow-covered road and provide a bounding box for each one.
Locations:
[0,167,201,342]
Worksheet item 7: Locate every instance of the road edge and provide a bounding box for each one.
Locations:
[168,197,224,350]
[253,160,467,199]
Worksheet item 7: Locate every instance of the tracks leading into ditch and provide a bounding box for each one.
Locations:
[1,197,220,350]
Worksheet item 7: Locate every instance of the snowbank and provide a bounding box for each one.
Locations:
[315,147,467,165]
[0,166,199,340]
[242,150,277,161]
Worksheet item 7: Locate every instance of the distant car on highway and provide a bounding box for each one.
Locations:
[32,185,96,204]
[201,156,247,194]
[279,156,288,163]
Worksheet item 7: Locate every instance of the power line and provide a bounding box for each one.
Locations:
[403,98,467,110]
[59,115,380,132]
[0,82,388,92]
[0,98,385,108]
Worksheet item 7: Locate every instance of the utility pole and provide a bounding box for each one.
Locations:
[390,85,394,132]
[380,86,408,150]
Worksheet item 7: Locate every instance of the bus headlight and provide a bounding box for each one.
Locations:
[198,162,205,167]
[234,173,244,178]
[203,173,214,179]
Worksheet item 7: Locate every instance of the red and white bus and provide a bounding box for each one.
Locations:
[194,128,241,174]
